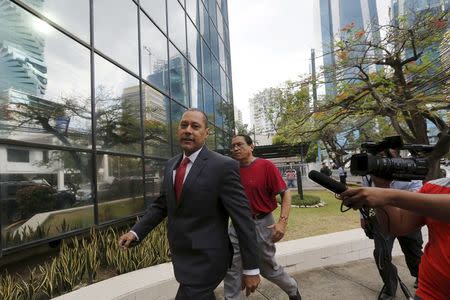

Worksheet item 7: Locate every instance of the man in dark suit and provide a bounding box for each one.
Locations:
[119,108,260,299]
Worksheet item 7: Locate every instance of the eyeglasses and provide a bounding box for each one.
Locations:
[230,142,246,150]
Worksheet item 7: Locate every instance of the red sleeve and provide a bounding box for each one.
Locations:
[266,160,287,195]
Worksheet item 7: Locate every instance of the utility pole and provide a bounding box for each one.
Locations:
[311,48,322,163]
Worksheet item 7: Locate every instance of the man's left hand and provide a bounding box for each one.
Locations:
[268,222,286,243]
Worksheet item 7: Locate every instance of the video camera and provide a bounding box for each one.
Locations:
[350,136,432,181]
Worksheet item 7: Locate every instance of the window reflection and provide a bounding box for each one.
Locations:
[144,158,165,204]
[94,0,139,74]
[211,57,221,94]
[97,154,144,224]
[167,0,187,54]
[187,18,202,71]
[0,2,91,148]
[142,84,171,158]
[94,55,141,155]
[189,66,204,110]
[186,0,200,27]
[206,127,216,150]
[170,101,186,155]
[209,20,220,58]
[199,1,210,44]
[169,44,189,106]
[201,39,212,83]
[22,0,90,42]
[140,0,167,33]
[220,67,227,99]
[141,12,169,93]
[203,82,214,123]
[0,147,93,248]
[214,92,223,129]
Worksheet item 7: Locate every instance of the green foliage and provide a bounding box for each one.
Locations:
[290,194,321,206]
[0,222,170,299]
[16,185,55,219]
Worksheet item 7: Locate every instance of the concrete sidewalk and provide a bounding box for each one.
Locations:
[214,255,417,299]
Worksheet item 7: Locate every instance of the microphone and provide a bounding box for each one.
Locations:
[308,170,347,194]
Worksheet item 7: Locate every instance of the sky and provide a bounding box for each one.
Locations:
[228,0,391,125]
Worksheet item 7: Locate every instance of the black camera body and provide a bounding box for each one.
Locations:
[350,136,432,181]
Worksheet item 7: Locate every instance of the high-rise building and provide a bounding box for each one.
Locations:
[0,0,234,254]
[314,0,381,95]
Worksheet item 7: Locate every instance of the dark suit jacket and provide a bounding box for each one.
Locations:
[132,146,259,285]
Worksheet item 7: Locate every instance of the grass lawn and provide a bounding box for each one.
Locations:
[275,189,361,241]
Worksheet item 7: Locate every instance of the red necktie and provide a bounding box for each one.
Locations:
[175,157,190,201]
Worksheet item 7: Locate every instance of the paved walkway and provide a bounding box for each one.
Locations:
[214,256,417,300]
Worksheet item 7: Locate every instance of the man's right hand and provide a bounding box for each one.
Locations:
[241,274,260,297]
[118,232,137,249]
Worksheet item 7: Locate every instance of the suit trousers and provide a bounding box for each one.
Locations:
[224,213,298,299]
[175,280,221,300]
[373,228,423,297]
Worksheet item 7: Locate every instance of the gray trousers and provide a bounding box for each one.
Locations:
[224,213,298,299]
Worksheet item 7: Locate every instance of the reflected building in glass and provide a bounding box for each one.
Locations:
[0,0,233,254]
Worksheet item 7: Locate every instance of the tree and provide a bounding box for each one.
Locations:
[278,9,450,179]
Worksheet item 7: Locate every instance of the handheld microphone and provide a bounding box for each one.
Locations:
[308,170,347,194]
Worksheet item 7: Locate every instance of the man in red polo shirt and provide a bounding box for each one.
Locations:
[224,134,301,300]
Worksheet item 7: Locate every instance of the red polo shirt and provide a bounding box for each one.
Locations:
[415,178,450,300]
[239,158,287,215]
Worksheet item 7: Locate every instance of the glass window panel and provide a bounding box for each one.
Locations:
[214,92,223,128]
[215,128,224,150]
[209,20,219,58]
[187,18,202,70]
[203,82,214,123]
[222,101,231,133]
[140,0,167,32]
[220,67,227,99]
[206,126,215,150]
[140,12,169,93]
[223,24,230,50]
[221,0,228,25]
[94,0,139,74]
[211,57,221,93]
[201,39,212,82]
[170,101,186,155]
[22,0,90,42]
[189,65,203,110]
[227,78,233,102]
[0,3,91,148]
[0,147,93,249]
[97,154,144,224]
[186,0,200,28]
[178,0,185,7]
[216,6,224,39]
[144,158,165,203]
[94,54,141,155]
[207,0,217,25]
[167,0,187,54]
[169,43,189,106]
[199,1,210,44]
[225,49,231,76]
[218,38,226,70]
[142,84,171,158]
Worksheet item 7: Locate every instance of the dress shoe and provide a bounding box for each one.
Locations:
[288,290,301,300]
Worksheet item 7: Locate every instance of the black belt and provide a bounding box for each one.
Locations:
[252,212,270,220]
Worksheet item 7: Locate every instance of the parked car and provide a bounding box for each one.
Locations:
[75,182,112,203]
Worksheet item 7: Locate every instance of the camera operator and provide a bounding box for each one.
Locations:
[340,177,450,300]
[361,173,423,300]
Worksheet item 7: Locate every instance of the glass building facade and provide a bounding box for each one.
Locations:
[0,0,234,254]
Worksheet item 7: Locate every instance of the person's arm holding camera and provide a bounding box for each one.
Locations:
[340,187,450,235]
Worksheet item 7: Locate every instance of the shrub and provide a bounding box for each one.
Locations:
[16,185,55,219]
[0,222,170,299]
[291,194,321,206]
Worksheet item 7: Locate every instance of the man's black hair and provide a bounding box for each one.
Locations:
[234,134,253,146]
[184,108,209,127]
